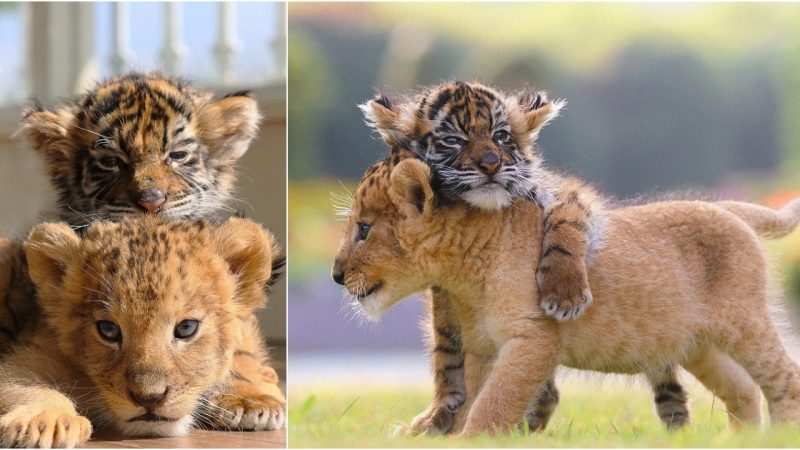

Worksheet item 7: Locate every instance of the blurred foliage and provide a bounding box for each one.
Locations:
[288,3,800,306]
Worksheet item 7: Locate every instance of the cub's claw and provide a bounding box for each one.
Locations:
[537,265,593,321]
[209,391,286,431]
[402,404,456,436]
[0,405,92,448]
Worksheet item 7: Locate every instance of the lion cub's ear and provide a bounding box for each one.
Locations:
[516,89,566,137]
[196,92,262,166]
[389,159,435,218]
[24,223,81,291]
[213,218,278,310]
[359,95,407,146]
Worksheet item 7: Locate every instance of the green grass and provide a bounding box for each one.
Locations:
[289,378,800,447]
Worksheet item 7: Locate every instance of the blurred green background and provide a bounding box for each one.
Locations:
[288,2,800,353]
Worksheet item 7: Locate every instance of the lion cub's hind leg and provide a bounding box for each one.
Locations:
[537,177,604,321]
[720,313,800,425]
[648,366,691,429]
[684,347,761,428]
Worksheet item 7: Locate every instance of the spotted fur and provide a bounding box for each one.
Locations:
[1,72,282,433]
[0,217,283,447]
[334,158,800,436]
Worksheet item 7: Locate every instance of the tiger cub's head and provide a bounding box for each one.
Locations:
[20,72,261,225]
[360,81,563,210]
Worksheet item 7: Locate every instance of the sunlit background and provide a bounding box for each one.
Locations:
[288,2,800,386]
[0,2,287,360]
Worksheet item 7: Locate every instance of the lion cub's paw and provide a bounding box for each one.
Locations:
[0,405,92,448]
[537,267,593,321]
[211,391,286,431]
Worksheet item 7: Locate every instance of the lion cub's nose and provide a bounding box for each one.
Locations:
[332,260,345,285]
[129,387,169,409]
[137,189,166,213]
[478,153,500,176]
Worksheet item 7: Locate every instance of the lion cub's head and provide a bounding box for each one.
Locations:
[332,158,441,320]
[24,216,278,437]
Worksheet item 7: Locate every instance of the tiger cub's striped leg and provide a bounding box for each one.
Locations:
[648,366,691,429]
[0,240,36,354]
[207,314,285,431]
[537,176,605,321]
[404,287,466,436]
[523,378,560,432]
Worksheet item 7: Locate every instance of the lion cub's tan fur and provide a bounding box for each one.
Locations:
[334,158,800,436]
[0,217,284,448]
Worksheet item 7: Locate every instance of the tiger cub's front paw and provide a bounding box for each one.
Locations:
[0,405,92,448]
[208,380,286,431]
[537,264,593,321]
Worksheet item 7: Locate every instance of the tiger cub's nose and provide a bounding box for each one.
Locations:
[478,153,501,176]
[137,189,166,213]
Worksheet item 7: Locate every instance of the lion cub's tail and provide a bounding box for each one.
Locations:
[716,198,800,239]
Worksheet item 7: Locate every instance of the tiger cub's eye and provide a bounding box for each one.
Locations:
[443,136,466,147]
[98,156,122,170]
[493,130,513,145]
[168,151,189,162]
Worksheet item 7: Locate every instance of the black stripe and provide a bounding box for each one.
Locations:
[434,345,458,355]
[428,89,453,120]
[542,245,573,258]
[443,360,464,371]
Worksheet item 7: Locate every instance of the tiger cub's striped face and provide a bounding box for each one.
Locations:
[360,81,563,210]
[21,72,261,225]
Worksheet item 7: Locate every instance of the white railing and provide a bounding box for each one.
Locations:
[1,1,285,108]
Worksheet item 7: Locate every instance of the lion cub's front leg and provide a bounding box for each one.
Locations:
[208,315,286,431]
[402,288,466,436]
[537,176,605,321]
[0,363,93,449]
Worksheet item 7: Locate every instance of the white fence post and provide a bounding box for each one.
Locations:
[110,2,133,74]
[213,2,241,85]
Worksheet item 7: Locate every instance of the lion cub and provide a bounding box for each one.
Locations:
[0,216,283,448]
[333,158,800,436]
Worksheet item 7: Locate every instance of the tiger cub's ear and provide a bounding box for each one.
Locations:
[19,104,75,163]
[196,92,262,166]
[24,223,81,291]
[212,218,278,311]
[516,90,566,137]
[359,95,407,147]
[389,159,435,218]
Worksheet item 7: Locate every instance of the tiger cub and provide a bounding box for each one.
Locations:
[356,81,693,434]
[1,72,284,430]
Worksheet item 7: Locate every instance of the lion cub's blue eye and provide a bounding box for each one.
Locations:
[357,222,371,241]
[96,320,122,342]
[174,320,200,339]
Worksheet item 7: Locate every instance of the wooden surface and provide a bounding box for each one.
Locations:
[84,344,287,448]
[85,428,286,448]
